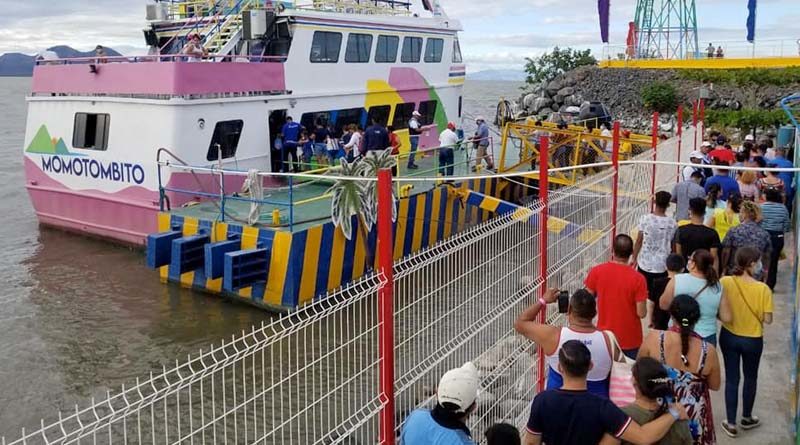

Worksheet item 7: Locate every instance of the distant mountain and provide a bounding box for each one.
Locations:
[0,46,122,77]
[467,69,526,82]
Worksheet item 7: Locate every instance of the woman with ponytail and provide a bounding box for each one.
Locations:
[718,247,773,437]
[639,295,721,445]
[660,248,732,346]
[622,357,693,445]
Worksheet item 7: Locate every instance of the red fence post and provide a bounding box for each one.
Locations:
[650,112,659,210]
[537,136,549,393]
[693,100,699,152]
[377,168,396,445]
[611,122,620,242]
[677,105,683,183]
[699,99,706,142]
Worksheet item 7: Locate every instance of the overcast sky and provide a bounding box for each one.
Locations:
[1,0,799,72]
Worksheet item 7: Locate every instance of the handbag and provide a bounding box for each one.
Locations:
[605,330,636,407]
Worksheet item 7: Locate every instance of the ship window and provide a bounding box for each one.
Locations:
[424,38,444,63]
[418,100,437,125]
[368,105,391,127]
[300,112,331,132]
[206,120,243,161]
[310,31,342,63]
[401,37,422,63]
[334,108,365,137]
[453,38,463,63]
[375,35,399,63]
[73,113,110,151]
[345,33,373,63]
[392,103,416,129]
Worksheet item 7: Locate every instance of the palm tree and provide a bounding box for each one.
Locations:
[328,150,398,269]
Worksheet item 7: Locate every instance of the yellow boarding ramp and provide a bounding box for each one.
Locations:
[497,120,652,186]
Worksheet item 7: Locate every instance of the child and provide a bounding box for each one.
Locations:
[650,253,685,330]
[622,357,693,445]
[485,423,520,445]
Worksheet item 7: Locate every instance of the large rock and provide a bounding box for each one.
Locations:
[532,97,553,112]
[553,94,565,105]
[522,93,538,111]
[546,79,563,95]
[557,86,575,97]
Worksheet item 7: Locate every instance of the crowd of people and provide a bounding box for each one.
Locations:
[274,115,492,176]
[400,131,792,444]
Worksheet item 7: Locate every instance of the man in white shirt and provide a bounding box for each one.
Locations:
[683,150,705,182]
[439,122,460,177]
[408,111,423,170]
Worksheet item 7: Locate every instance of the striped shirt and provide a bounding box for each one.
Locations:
[760,202,790,233]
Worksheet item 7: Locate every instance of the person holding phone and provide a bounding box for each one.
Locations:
[515,288,619,398]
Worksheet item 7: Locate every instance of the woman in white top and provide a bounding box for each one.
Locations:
[514,289,617,398]
[182,33,208,62]
[343,124,362,161]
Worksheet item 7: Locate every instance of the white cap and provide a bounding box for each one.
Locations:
[412,110,421,117]
[437,362,479,412]
[701,141,713,147]
[744,134,755,141]
[689,150,704,159]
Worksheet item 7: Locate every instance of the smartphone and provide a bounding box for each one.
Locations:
[557,290,570,314]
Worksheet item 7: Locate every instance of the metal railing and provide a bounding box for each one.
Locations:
[2,123,689,444]
[601,38,800,61]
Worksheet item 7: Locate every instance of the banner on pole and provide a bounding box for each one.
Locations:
[746,0,757,42]
[599,0,610,43]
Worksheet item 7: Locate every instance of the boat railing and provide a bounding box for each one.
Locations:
[294,0,412,16]
[34,54,286,66]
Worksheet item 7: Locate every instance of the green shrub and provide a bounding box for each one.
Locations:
[678,67,800,86]
[705,108,789,131]
[523,47,597,86]
[641,82,678,113]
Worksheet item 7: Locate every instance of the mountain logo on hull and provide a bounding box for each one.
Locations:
[25,125,85,156]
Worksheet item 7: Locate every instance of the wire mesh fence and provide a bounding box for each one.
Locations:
[2,126,691,445]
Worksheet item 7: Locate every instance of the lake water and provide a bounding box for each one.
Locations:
[0,77,523,436]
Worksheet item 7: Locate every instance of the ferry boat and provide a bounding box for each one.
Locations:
[23,0,465,246]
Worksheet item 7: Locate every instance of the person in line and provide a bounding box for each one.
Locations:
[407,111,423,170]
[675,198,721,272]
[388,125,402,155]
[659,249,731,345]
[279,116,302,173]
[632,191,678,327]
[472,116,495,172]
[300,131,314,170]
[721,201,772,277]
[760,188,790,290]
[759,164,786,198]
[708,144,735,166]
[585,235,648,360]
[737,170,759,201]
[699,141,714,181]
[523,340,688,445]
[771,147,795,212]
[514,288,616,397]
[704,163,740,201]
[621,357,694,445]
[703,183,724,225]
[672,171,706,222]
[682,151,705,182]
[363,116,390,154]
[438,122,460,177]
[342,124,362,163]
[718,247,774,437]
[311,122,330,167]
[401,362,479,444]
[639,295,722,444]
[182,33,208,61]
[649,254,686,332]
[485,423,520,445]
[708,192,742,244]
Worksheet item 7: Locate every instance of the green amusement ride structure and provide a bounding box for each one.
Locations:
[634,0,699,59]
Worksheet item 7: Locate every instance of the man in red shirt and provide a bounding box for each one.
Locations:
[708,145,735,165]
[584,234,648,360]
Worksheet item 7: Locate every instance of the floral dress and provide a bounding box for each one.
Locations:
[659,331,715,445]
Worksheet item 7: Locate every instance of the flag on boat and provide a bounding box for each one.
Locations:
[746,0,757,42]
[598,0,610,43]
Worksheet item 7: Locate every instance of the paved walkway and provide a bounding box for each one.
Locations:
[711,239,796,445]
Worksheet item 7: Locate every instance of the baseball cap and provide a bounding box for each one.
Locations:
[447,121,456,130]
[437,362,479,412]
[412,110,421,117]
[689,150,703,159]
[701,141,712,148]
[744,134,755,141]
